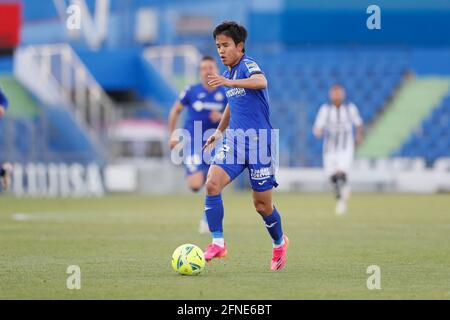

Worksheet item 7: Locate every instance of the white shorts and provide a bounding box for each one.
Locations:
[323,151,353,177]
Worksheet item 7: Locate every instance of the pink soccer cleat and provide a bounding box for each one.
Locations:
[271,235,289,271]
[204,243,227,262]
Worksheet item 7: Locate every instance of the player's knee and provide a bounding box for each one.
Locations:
[330,175,338,184]
[334,172,347,183]
[205,179,221,196]
[187,181,203,193]
[253,200,271,216]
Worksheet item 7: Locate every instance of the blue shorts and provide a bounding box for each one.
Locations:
[184,151,210,177]
[212,138,278,192]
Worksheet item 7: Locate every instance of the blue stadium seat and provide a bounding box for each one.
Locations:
[258,47,410,166]
[396,92,450,164]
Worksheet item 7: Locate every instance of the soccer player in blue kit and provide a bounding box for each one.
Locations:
[0,86,12,189]
[168,56,228,233]
[202,21,289,270]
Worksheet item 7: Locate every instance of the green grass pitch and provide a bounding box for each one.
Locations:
[0,192,449,299]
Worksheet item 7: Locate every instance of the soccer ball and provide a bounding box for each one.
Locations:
[171,244,205,275]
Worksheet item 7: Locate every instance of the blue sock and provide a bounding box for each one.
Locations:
[263,206,284,245]
[204,194,224,238]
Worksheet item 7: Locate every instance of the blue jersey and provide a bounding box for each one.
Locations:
[179,84,227,136]
[0,86,8,110]
[223,55,272,132]
[212,55,278,192]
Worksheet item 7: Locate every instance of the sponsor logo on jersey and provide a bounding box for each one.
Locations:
[250,167,271,180]
[214,91,224,102]
[226,87,246,98]
[192,101,224,112]
[214,145,230,161]
[215,151,226,161]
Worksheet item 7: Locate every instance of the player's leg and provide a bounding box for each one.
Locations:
[186,168,212,234]
[334,151,353,215]
[338,150,353,201]
[186,171,205,192]
[249,164,288,270]
[0,162,12,190]
[252,190,289,271]
[184,151,213,232]
[333,170,347,215]
[331,170,347,200]
[203,164,233,261]
[325,153,347,214]
[203,140,246,261]
[325,152,342,199]
[184,159,211,232]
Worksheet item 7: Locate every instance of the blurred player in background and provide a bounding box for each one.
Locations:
[203,21,289,270]
[168,56,227,233]
[313,84,363,215]
[0,86,12,190]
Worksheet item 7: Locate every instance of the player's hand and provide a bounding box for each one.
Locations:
[313,128,323,139]
[355,134,363,145]
[207,74,231,87]
[203,131,222,150]
[209,110,222,123]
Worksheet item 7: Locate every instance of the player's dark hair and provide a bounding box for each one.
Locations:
[213,21,247,53]
[201,55,216,62]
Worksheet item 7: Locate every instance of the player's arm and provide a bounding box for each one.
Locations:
[215,104,230,133]
[0,105,5,118]
[203,104,230,149]
[313,106,327,138]
[207,73,267,90]
[350,103,364,145]
[167,100,184,149]
[313,126,323,138]
[209,110,223,123]
[355,124,364,145]
[209,92,228,123]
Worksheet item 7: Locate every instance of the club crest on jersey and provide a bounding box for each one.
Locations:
[214,91,224,101]
[192,101,203,111]
[214,145,230,161]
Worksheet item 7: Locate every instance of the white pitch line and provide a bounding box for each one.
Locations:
[12,213,34,221]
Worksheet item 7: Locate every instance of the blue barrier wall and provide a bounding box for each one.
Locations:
[279,9,450,46]
[20,0,450,48]
[76,48,177,113]
[76,48,141,90]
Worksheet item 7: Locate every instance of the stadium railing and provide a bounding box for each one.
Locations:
[14,44,118,160]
